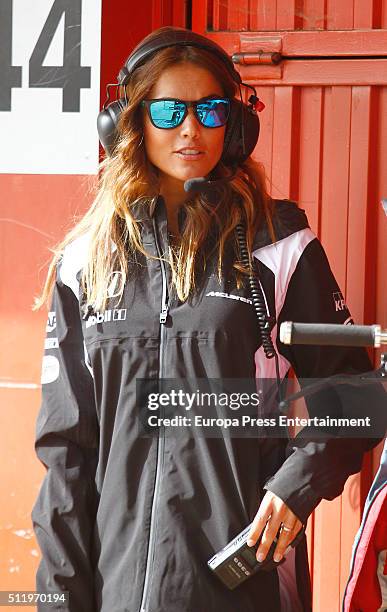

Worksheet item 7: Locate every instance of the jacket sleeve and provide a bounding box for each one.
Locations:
[263,237,387,524]
[31,264,99,611]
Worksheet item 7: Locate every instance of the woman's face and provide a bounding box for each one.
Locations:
[143,62,227,197]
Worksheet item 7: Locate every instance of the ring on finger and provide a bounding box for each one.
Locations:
[280,523,293,532]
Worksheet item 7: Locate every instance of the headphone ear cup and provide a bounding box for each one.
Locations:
[221,99,260,165]
[97,98,127,156]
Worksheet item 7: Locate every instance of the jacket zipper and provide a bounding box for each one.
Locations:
[139,218,169,612]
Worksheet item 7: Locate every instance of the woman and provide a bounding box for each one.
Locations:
[32,26,381,612]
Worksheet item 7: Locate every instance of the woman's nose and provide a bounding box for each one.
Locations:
[180,108,201,138]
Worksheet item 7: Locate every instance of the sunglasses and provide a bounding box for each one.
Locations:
[142,97,230,129]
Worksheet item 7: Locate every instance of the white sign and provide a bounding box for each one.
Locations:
[0,0,102,174]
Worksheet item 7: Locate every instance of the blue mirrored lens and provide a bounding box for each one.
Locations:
[196,99,230,127]
[149,100,186,128]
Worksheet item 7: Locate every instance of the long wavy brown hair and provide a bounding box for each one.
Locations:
[36,29,275,313]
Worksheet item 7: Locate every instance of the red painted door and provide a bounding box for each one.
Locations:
[191,1,387,608]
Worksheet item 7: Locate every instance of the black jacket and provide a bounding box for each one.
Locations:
[32,197,385,612]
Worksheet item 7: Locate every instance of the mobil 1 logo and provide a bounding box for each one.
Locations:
[0,0,101,174]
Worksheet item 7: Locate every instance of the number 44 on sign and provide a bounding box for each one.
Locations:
[0,0,102,174]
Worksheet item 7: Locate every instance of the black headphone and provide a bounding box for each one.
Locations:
[97,26,263,165]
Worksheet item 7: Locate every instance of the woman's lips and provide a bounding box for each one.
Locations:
[175,149,205,161]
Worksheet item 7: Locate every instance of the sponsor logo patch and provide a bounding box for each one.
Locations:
[45,338,59,350]
[46,311,56,333]
[107,271,124,298]
[85,308,127,329]
[41,355,59,385]
[206,291,252,305]
[333,291,347,312]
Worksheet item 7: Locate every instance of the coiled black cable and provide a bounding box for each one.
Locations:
[235,222,282,398]
[235,223,276,357]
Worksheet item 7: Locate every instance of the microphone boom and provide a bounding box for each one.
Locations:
[184,169,237,194]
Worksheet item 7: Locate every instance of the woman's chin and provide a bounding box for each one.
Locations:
[177,166,215,183]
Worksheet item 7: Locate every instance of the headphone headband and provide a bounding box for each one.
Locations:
[118,26,242,86]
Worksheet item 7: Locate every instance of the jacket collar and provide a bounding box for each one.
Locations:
[129,196,309,249]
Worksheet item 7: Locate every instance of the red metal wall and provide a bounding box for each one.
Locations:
[192,0,387,608]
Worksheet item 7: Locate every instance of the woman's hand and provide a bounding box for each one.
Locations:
[246,491,303,563]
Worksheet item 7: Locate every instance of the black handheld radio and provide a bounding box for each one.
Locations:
[207,522,305,590]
